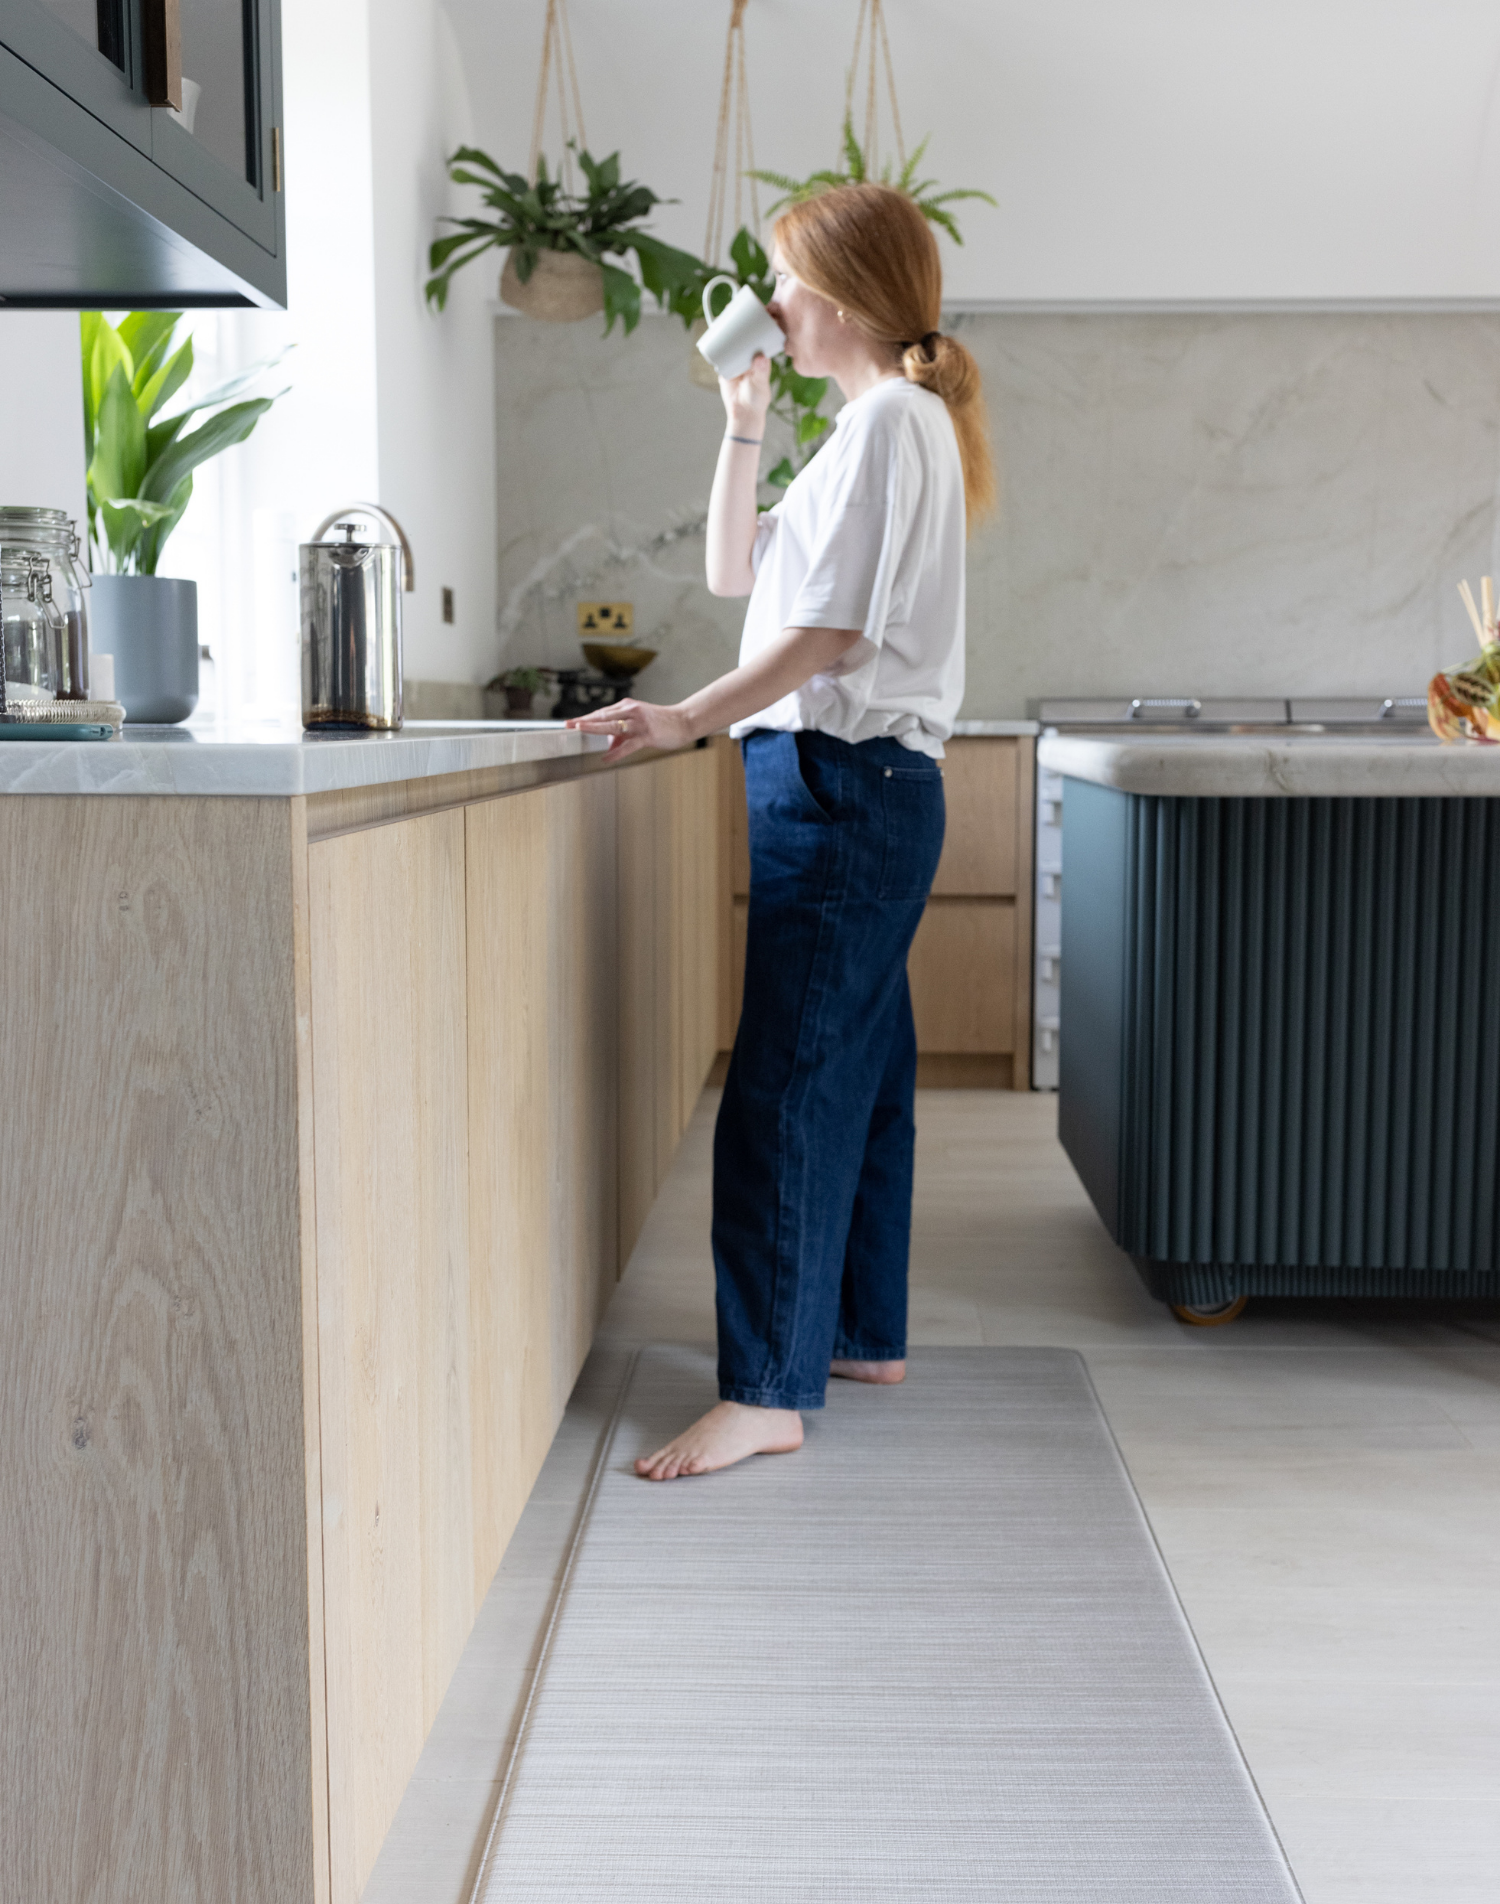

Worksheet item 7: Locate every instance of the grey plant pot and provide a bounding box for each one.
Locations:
[90,575,199,724]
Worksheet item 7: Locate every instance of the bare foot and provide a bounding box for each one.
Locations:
[635,1401,803,1481]
[829,1358,906,1384]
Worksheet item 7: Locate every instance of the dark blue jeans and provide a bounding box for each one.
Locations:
[712,729,946,1410]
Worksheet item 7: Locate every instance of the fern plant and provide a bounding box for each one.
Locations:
[722,120,995,490]
[750,117,996,246]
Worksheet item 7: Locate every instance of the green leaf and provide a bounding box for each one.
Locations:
[140,396,275,505]
[628,231,708,306]
[120,311,181,397]
[97,497,175,573]
[729,226,770,286]
[135,474,194,576]
[135,335,193,421]
[599,261,641,336]
[766,456,796,489]
[776,366,828,408]
[79,311,102,464]
[85,320,134,448]
[797,410,831,445]
[144,410,190,469]
[88,365,146,504]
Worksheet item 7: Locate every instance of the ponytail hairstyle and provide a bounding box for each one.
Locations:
[773,182,996,529]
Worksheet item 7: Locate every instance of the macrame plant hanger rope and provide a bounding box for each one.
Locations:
[704,0,759,265]
[844,0,906,177]
[528,0,588,193]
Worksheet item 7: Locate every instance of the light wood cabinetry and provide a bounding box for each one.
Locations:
[715,735,1035,1087]
[619,747,721,1264]
[0,747,718,1903]
[309,810,475,1902]
[466,774,621,1599]
[0,796,318,1904]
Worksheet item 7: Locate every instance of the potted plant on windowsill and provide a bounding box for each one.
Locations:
[81,311,285,723]
[425,145,706,335]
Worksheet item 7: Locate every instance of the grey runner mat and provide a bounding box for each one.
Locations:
[475,1346,1302,1902]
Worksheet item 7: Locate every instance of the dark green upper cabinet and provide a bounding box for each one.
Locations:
[0,0,284,308]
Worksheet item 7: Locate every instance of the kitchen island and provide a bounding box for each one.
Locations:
[0,722,721,1904]
[1040,730,1500,1310]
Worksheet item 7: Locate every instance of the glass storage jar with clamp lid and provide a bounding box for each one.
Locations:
[0,507,90,699]
[2,553,64,706]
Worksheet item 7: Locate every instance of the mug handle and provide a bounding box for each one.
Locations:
[702,274,739,325]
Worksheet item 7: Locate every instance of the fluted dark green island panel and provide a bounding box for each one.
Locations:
[1059,779,1500,1303]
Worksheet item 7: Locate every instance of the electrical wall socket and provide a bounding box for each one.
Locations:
[576,601,633,636]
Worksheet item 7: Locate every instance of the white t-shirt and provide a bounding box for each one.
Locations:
[729,375,966,758]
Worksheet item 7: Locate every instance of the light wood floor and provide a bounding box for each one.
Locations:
[363,1090,1500,1904]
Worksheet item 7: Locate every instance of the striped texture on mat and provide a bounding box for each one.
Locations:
[476,1346,1302,1903]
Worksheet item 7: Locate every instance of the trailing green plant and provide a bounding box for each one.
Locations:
[750,116,996,246]
[711,226,834,494]
[426,145,706,335]
[81,311,286,575]
[501,665,546,692]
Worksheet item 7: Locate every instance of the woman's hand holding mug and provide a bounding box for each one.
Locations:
[721,351,772,436]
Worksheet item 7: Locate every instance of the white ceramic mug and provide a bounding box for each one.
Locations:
[696,275,784,381]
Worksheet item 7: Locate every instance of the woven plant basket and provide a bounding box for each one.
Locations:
[500,247,605,322]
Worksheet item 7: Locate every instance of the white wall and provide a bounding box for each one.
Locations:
[367,0,497,688]
[152,0,499,715]
[449,0,1500,306]
[1,313,86,527]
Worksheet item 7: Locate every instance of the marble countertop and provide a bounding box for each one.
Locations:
[0,719,609,797]
[1038,730,1500,798]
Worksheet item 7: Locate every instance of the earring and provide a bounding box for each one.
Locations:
[837,309,846,321]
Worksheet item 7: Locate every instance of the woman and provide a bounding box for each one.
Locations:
[569,183,995,1480]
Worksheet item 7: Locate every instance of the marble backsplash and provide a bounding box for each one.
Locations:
[492,311,1500,717]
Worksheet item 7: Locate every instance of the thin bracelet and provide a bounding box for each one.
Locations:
[725,433,762,446]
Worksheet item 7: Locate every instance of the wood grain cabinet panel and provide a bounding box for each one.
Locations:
[466,776,619,1600]
[0,796,319,1904]
[308,810,474,1904]
[619,749,721,1265]
[907,901,1017,1053]
[931,739,1019,895]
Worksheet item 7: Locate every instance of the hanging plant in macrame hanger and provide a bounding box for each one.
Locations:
[424,0,704,331]
[686,1,835,499]
[752,0,996,245]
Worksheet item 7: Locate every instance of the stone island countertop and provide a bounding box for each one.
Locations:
[1037,729,1500,798]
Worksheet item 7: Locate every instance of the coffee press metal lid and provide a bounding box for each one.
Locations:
[307,502,415,591]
